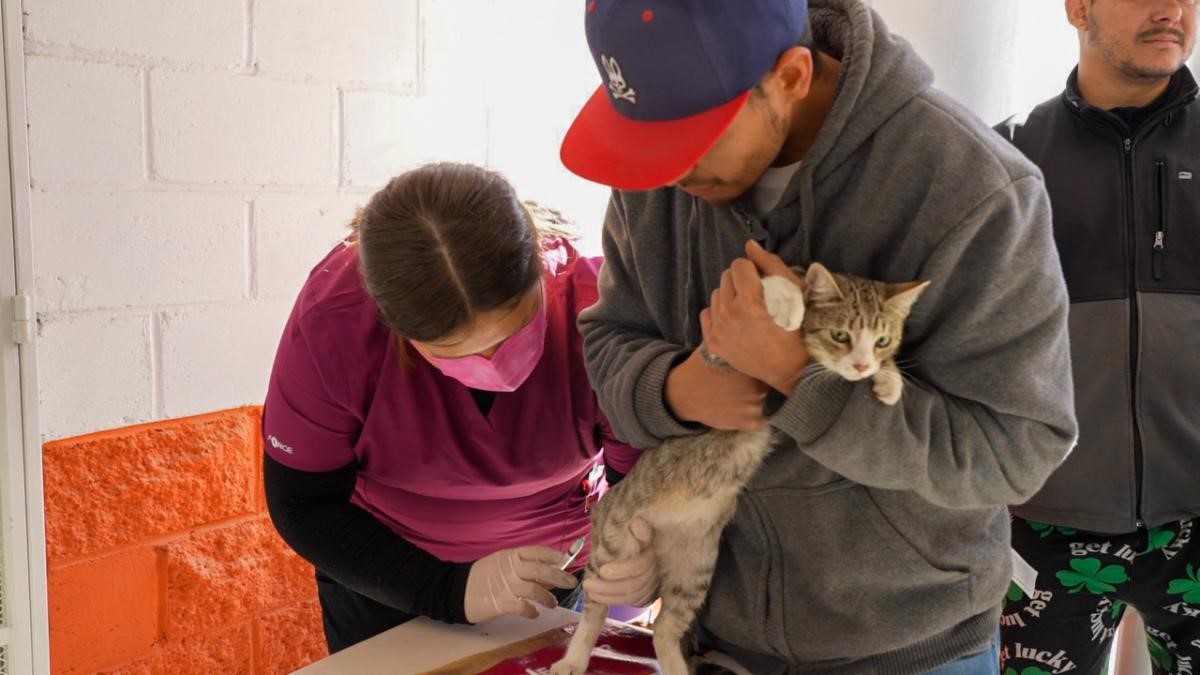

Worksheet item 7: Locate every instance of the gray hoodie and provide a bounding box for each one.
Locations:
[578,0,1078,672]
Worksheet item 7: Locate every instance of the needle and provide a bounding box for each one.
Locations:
[560,536,586,571]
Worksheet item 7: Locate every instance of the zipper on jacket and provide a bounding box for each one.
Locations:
[1123,136,1146,529]
[737,208,770,244]
[1066,94,1191,530]
[1153,159,1167,281]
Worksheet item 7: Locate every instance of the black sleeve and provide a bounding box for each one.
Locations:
[604,463,626,487]
[263,452,474,623]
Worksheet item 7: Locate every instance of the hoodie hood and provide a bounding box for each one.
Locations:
[802,0,935,183]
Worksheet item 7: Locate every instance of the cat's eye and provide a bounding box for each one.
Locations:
[875,336,891,348]
[831,330,851,344]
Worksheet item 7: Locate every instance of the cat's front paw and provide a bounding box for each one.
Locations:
[549,658,588,675]
[761,275,805,331]
[872,369,902,405]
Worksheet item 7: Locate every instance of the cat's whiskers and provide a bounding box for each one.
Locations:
[897,370,923,391]
[800,366,846,388]
[802,361,830,375]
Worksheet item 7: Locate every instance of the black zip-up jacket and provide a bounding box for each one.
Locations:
[997,67,1200,534]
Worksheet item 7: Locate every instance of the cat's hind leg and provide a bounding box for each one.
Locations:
[651,596,701,675]
[550,597,609,675]
[651,526,721,675]
[552,506,640,675]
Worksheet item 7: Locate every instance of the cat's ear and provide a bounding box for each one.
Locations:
[805,263,843,302]
[885,280,931,314]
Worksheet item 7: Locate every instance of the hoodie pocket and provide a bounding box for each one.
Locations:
[705,479,972,663]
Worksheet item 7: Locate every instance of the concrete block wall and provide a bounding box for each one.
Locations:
[25,0,610,442]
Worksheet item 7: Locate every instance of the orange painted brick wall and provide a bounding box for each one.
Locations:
[43,407,328,674]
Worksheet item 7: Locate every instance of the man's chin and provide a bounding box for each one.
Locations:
[1125,54,1186,80]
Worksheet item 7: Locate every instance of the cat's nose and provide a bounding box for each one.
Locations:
[853,363,870,373]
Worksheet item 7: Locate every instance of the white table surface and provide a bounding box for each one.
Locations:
[294,606,581,675]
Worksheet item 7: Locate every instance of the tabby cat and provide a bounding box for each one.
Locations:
[550,262,929,675]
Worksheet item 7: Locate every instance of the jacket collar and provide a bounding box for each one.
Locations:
[1062,65,1198,134]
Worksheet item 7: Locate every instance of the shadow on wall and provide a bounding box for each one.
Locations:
[870,0,1081,124]
[43,407,326,674]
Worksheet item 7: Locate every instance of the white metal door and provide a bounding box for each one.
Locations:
[0,0,48,671]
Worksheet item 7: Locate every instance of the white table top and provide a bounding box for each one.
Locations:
[294,606,581,675]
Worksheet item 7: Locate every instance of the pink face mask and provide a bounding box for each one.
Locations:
[420,300,548,392]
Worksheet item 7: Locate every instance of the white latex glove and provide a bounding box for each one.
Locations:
[582,517,659,606]
[464,546,579,623]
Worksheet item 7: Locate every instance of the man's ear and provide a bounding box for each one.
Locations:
[770,45,815,102]
[1066,0,1089,32]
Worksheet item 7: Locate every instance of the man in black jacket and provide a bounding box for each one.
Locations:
[996,0,1200,673]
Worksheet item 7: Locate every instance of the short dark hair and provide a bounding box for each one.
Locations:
[353,163,542,343]
[796,22,825,78]
[753,22,824,97]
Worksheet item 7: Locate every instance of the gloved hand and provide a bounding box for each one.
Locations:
[464,546,579,623]
[582,517,659,606]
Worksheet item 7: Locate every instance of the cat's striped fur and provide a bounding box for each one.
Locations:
[551,264,928,675]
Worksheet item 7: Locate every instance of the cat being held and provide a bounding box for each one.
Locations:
[551,262,929,675]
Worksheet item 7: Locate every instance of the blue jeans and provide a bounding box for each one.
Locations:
[924,634,1001,675]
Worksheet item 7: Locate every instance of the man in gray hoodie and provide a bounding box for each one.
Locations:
[561,0,1078,672]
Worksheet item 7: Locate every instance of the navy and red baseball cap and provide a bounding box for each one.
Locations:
[561,0,809,191]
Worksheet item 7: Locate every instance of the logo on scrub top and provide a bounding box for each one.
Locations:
[268,435,294,454]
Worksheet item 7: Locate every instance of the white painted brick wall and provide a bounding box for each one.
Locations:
[22,1,608,441]
[160,299,294,419]
[344,91,488,186]
[419,0,610,249]
[24,0,243,68]
[484,0,610,249]
[31,190,246,312]
[25,56,142,184]
[488,102,610,254]
[36,314,154,440]
[254,0,420,87]
[152,70,333,186]
[489,1,599,109]
[419,0,492,102]
[255,194,365,299]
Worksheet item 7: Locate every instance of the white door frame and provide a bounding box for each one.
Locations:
[0,0,48,671]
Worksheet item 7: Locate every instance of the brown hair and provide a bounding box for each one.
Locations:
[352,162,555,343]
[797,24,825,79]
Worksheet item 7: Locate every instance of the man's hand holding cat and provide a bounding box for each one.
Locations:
[665,349,769,430]
[701,241,809,395]
[744,239,803,284]
[583,517,659,606]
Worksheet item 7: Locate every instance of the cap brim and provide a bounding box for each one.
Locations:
[561,86,751,191]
